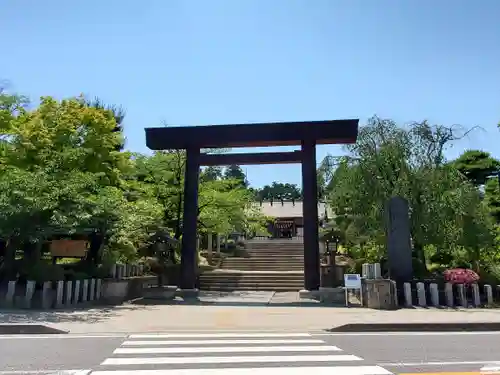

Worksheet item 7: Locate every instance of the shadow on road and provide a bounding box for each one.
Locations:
[0,303,155,324]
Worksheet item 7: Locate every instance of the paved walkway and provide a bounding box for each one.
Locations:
[2,301,500,334]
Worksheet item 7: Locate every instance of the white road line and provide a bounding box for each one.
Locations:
[315,331,500,336]
[114,345,342,354]
[0,370,91,375]
[378,360,500,366]
[128,333,312,338]
[92,366,393,375]
[102,354,363,365]
[481,365,500,372]
[122,339,323,345]
[0,334,125,339]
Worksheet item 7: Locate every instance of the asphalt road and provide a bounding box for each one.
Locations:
[0,331,499,374]
[318,331,500,374]
[0,334,125,373]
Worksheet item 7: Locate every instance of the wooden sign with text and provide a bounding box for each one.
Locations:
[50,239,88,258]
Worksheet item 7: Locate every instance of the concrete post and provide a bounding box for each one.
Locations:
[445,283,454,307]
[403,282,412,307]
[471,283,480,307]
[82,279,89,302]
[42,281,52,309]
[89,279,96,301]
[55,280,64,308]
[416,282,426,307]
[5,281,16,308]
[65,281,73,307]
[24,280,36,309]
[484,284,493,306]
[457,284,467,307]
[96,279,102,300]
[73,280,81,304]
[429,283,439,307]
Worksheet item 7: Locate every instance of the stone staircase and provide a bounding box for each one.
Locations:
[199,238,305,291]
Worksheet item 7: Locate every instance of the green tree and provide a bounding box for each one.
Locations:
[452,150,500,186]
[200,166,223,182]
[223,164,248,188]
[6,96,131,186]
[254,182,302,200]
[484,178,500,223]
[0,95,160,270]
[327,116,482,271]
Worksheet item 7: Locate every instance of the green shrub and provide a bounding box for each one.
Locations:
[23,263,65,283]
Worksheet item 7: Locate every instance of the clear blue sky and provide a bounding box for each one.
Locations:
[2,0,499,188]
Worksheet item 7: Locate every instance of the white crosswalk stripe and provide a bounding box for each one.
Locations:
[93,332,394,375]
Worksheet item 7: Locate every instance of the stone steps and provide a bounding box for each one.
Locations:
[199,239,306,291]
[199,270,304,291]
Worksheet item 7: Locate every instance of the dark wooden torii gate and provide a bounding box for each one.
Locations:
[145,119,359,292]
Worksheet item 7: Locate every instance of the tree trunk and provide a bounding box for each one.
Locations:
[4,238,17,267]
[86,231,104,265]
[23,241,41,265]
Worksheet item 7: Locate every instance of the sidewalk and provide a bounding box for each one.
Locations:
[2,303,500,333]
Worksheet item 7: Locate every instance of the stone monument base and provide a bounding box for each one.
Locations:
[363,279,398,310]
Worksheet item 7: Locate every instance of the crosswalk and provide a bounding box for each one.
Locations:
[91,332,394,375]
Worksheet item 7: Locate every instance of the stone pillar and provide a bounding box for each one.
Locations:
[24,281,36,308]
[403,282,412,307]
[55,281,64,308]
[485,284,493,306]
[5,281,16,308]
[42,281,52,309]
[471,283,480,307]
[180,146,200,290]
[301,140,320,291]
[445,282,454,307]
[82,279,89,302]
[65,281,73,307]
[89,279,96,301]
[457,284,466,307]
[110,264,117,279]
[96,279,102,299]
[73,280,81,304]
[429,283,439,307]
[416,282,426,307]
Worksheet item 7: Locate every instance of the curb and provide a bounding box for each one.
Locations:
[0,324,69,335]
[328,322,500,332]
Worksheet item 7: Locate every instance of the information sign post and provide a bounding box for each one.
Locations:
[344,273,363,307]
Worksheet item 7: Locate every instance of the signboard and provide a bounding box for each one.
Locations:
[344,273,362,289]
[50,240,88,258]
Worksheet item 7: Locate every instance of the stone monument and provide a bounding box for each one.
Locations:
[385,196,413,283]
